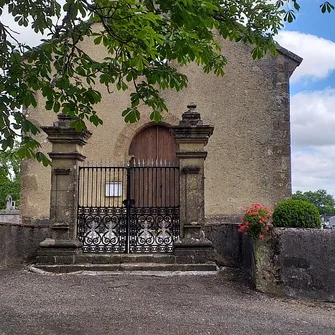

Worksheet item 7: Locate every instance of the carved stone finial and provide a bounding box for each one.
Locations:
[187,103,197,112]
[180,103,203,126]
[53,114,72,128]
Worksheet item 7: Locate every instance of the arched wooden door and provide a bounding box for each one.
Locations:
[128,125,179,208]
[129,125,177,163]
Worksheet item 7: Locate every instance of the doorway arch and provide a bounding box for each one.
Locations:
[129,125,177,163]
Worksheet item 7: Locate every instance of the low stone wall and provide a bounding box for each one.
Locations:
[241,228,335,302]
[0,222,49,267]
[205,215,240,267]
[0,210,21,224]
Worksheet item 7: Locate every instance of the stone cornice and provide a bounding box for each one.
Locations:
[41,127,92,146]
[49,152,86,161]
[171,126,214,146]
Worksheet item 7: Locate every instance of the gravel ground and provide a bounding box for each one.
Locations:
[0,267,334,335]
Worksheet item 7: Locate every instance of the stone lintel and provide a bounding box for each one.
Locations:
[49,152,86,161]
[176,151,208,159]
[182,166,200,174]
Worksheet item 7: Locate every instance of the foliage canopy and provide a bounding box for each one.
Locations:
[292,189,335,216]
[273,199,321,228]
[0,143,20,209]
[0,0,333,163]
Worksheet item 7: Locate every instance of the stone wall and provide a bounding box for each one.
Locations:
[0,210,21,224]
[205,216,241,267]
[241,228,335,302]
[0,222,48,267]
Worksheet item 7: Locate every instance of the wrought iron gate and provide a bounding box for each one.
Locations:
[77,162,180,253]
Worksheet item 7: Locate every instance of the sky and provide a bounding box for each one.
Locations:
[274,1,335,197]
[2,1,335,197]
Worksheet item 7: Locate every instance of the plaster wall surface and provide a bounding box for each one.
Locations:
[20,25,301,223]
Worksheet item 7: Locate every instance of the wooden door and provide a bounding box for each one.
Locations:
[129,125,177,163]
[129,125,179,208]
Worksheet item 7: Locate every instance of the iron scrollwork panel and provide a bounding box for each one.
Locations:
[129,207,180,253]
[77,207,127,253]
[77,165,180,253]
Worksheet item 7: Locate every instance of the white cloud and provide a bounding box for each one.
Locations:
[291,88,335,148]
[291,89,335,196]
[276,31,335,83]
[292,147,335,197]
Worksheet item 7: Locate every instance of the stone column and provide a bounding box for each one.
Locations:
[171,104,214,256]
[39,114,91,254]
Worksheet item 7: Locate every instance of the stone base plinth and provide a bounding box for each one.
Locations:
[37,238,83,264]
[183,223,204,239]
[173,237,214,263]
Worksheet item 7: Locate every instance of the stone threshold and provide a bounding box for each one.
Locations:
[32,262,218,273]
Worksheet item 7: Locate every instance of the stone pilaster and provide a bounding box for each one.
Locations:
[39,114,91,254]
[171,104,214,257]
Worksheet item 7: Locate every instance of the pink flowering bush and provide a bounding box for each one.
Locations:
[238,204,273,240]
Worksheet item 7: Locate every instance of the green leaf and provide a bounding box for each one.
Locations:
[122,108,141,123]
[45,100,53,110]
[94,35,102,45]
[35,152,51,166]
[293,1,300,11]
[150,110,163,122]
[284,10,296,23]
[53,101,60,113]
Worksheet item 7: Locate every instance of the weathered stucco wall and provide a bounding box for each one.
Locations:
[20,25,301,224]
[241,228,335,302]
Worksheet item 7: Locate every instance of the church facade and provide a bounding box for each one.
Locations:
[20,33,302,230]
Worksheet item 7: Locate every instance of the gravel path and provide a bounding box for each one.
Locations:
[0,267,334,335]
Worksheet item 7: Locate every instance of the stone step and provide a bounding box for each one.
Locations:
[32,262,218,274]
[36,253,211,266]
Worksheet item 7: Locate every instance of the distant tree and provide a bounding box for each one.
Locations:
[0,146,20,209]
[292,190,335,216]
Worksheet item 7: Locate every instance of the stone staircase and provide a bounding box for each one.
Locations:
[34,253,218,273]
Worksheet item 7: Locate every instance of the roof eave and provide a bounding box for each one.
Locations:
[276,44,303,65]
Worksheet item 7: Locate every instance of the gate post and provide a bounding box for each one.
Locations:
[171,104,214,255]
[38,114,91,255]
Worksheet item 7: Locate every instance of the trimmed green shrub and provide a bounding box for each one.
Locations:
[272,199,321,228]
